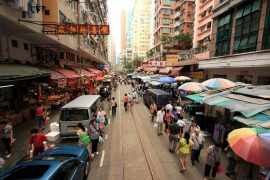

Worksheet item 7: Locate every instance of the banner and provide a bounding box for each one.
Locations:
[55,24,110,35]
[166,55,179,63]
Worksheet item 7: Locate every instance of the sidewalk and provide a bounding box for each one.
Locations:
[0,110,60,173]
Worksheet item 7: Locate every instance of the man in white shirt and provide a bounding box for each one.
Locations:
[191,128,205,166]
[165,102,173,112]
[156,107,165,136]
[176,115,186,135]
[175,103,182,119]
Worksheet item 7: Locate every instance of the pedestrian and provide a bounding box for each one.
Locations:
[128,93,133,107]
[204,142,222,180]
[0,120,14,158]
[177,131,193,173]
[189,119,200,135]
[191,128,205,166]
[168,118,181,153]
[165,101,173,112]
[28,128,48,156]
[35,103,46,129]
[165,109,171,133]
[89,119,100,158]
[156,107,165,136]
[111,97,117,117]
[150,101,157,122]
[123,93,129,111]
[224,145,239,178]
[171,107,178,121]
[77,123,91,155]
[177,115,186,135]
[175,102,182,119]
[97,107,106,123]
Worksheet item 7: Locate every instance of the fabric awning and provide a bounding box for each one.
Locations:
[186,94,203,103]
[0,64,50,85]
[45,69,66,80]
[233,113,270,129]
[169,67,183,77]
[159,67,173,74]
[53,68,80,79]
[86,68,102,75]
[72,68,94,77]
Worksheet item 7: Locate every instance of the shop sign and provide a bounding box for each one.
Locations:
[56,24,110,35]
[190,71,204,79]
[141,61,167,67]
[166,55,179,63]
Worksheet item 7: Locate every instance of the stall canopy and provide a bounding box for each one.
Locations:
[159,67,173,75]
[53,68,80,79]
[233,113,270,129]
[0,64,50,85]
[86,68,103,75]
[150,67,158,72]
[169,67,183,77]
[72,68,94,77]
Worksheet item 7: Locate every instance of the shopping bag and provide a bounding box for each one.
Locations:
[104,117,109,126]
[153,123,158,128]
[100,122,105,130]
[99,136,105,143]
[80,133,91,145]
[217,165,223,174]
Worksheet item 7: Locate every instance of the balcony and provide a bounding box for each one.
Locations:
[174,21,180,28]
[174,11,180,19]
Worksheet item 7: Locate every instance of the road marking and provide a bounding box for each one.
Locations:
[105,134,108,140]
[99,150,105,167]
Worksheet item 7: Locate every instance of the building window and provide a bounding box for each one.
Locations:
[163,0,172,5]
[257,76,270,85]
[11,40,18,48]
[263,0,270,49]
[233,0,262,54]
[162,27,171,33]
[162,18,171,24]
[23,43,29,50]
[215,12,232,56]
[163,9,171,15]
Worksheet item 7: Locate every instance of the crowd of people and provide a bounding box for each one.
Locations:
[150,101,226,180]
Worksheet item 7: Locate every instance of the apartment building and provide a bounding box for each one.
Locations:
[131,0,151,58]
[199,0,270,85]
[126,11,133,49]
[121,10,127,51]
[0,0,108,67]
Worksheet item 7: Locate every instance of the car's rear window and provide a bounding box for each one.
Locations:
[35,154,77,162]
[60,109,89,121]
[2,165,50,179]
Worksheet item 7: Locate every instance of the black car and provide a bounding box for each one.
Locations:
[143,89,172,110]
[99,86,111,100]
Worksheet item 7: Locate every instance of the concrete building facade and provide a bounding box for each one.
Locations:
[121,10,127,51]
[131,0,151,58]
[199,0,270,85]
[0,0,108,67]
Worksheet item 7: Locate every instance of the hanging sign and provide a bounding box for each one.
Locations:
[55,24,110,35]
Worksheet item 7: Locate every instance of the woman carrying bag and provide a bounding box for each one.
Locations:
[77,123,91,155]
[89,119,103,159]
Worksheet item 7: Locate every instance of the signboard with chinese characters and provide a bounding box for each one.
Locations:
[166,55,179,63]
[56,24,110,35]
[189,71,204,79]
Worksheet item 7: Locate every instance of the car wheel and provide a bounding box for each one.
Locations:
[84,158,90,179]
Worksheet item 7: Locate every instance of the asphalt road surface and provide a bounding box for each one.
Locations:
[86,84,229,180]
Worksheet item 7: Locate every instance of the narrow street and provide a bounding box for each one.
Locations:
[86,84,230,180]
[1,84,230,179]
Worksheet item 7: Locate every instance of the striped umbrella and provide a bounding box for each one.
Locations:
[175,76,192,81]
[178,82,208,93]
[201,78,236,90]
[228,128,270,167]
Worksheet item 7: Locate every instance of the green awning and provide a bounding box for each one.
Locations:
[233,113,270,129]
[186,94,203,103]
[0,64,50,85]
[251,0,261,12]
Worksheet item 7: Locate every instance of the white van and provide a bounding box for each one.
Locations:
[59,95,102,138]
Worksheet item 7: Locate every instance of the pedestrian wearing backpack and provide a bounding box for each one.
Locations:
[77,123,91,155]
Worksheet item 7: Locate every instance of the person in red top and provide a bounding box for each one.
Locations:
[123,94,129,111]
[28,128,48,156]
[35,103,45,129]
[165,110,171,133]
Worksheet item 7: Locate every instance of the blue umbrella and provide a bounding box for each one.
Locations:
[158,76,177,83]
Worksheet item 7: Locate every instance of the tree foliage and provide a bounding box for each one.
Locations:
[122,55,144,73]
[160,33,192,51]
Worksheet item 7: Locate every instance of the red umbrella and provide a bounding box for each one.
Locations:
[94,76,105,81]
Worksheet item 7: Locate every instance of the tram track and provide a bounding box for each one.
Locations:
[118,84,156,180]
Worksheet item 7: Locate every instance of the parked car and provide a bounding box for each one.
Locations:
[0,146,90,180]
[143,89,172,110]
